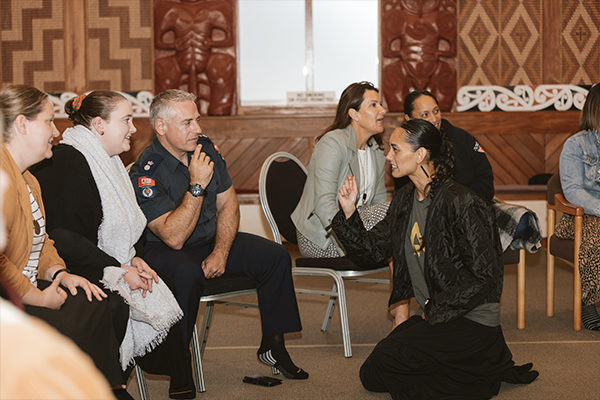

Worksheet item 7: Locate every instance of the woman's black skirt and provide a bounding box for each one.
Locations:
[360,315,517,400]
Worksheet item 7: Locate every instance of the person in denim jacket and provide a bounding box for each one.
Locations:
[558,82,600,330]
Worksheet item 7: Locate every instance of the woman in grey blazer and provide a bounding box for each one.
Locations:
[291,81,388,262]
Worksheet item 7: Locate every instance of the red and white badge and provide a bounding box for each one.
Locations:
[138,176,156,198]
[138,177,155,187]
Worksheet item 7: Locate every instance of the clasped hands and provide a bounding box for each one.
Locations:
[122,257,159,297]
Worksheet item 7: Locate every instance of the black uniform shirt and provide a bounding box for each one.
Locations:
[129,135,232,247]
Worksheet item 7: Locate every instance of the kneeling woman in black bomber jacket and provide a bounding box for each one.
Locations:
[332,118,538,400]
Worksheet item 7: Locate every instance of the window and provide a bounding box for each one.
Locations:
[239,0,379,107]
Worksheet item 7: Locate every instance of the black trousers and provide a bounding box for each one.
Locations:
[360,315,515,400]
[145,232,302,345]
[25,280,123,387]
[106,286,194,392]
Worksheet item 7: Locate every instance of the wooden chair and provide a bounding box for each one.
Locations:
[494,196,534,329]
[546,173,584,330]
[503,248,527,329]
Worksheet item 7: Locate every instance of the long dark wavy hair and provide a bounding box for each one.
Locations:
[400,118,455,198]
[317,81,384,150]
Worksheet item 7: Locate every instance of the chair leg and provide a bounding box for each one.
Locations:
[318,273,352,358]
[135,364,149,400]
[292,267,353,357]
[191,326,206,393]
[321,284,338,332]
[517,249,526,329]
[574,267,582,331]
[573,264,581,331]
[199,302,215,358]
[320,279,352,357]
[546,208,555,317]
[336,276,352,358]
[547,252,555,317]
[574,216,583,331]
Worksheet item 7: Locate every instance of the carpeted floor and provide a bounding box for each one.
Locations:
[129,245,600,400]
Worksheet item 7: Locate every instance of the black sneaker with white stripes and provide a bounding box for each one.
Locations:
[257,335,309,379]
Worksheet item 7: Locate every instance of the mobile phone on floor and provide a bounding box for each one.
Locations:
[243,375,283,387]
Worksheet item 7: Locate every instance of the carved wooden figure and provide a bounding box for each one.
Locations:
[154,0,236,115]
[381,0,457,112]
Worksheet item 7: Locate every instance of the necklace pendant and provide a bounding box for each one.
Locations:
[33,220,40,235]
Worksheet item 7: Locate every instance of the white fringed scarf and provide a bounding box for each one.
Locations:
[61,125,182,370]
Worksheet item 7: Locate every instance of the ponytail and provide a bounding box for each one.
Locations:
[430,127,455,197]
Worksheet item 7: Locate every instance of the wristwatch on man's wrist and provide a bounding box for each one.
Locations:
[188,183,207,197]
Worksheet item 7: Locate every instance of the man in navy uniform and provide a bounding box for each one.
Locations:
[129,90,307,379]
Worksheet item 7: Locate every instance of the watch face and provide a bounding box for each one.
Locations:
[189,184,206,197]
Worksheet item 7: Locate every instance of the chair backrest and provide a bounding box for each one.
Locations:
[547,173,563,205]
[259,152,308,245]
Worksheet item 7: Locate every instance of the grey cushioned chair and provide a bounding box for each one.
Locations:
[259,152,390,358]
[135,274,278,398]
[191,274,278,393]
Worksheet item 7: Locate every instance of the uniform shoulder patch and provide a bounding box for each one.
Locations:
[138,176,156,199]
[197,135,224,161]
[473,141,485,153]
[139,153,164,176]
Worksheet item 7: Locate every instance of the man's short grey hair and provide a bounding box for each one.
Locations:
[149,90,197,130]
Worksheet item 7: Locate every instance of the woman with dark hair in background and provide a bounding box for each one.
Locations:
[292,81,389,260]
[0,84,127,398]
[332,118,538,399]
[31,90,196,399]
[396,89,494,200]
[400,89,541,256]
[557,82,600,330]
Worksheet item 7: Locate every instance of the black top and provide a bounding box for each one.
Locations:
[332,180,503,326]
[129,135,232,247]
[394,118,495,202]
[30,144,143,283]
